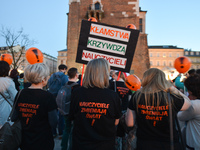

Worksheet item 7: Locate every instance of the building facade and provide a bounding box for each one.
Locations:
[148,45,184,80]
[184,50,200,69]
[66,0,150,79]
[57,49,68,71]
[148,45,184,70]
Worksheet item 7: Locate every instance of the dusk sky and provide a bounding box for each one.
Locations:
[1,0,200,57]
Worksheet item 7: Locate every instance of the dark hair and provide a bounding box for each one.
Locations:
[58,64,67,70]
[0,61,10,77]
[196,69,200,75]
[19,73,24,78]
[67,67,78,79]
[184,74,200,99]
[78,74,82,80]
[188,69,196,76]
[10,69,19,78]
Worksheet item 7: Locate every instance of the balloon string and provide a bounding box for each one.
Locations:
[81,64,85,86]
[117,71,121,81]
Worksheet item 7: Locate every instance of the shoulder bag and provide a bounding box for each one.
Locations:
[168,91,186,150]
[0,90,22,150]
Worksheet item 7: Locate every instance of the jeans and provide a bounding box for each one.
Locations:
[52,110,65,136]
[61,115,72,150]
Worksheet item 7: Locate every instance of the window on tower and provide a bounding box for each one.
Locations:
[95,2,100,10]
[139,18,143,32]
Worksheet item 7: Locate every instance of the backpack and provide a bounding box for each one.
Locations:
[56,82,78,115]
[48,73,65,97]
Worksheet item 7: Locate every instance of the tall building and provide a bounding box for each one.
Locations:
[67,0,149,79]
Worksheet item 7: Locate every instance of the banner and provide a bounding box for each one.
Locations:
[76,20,140,72]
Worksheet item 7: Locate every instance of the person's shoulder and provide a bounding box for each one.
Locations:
[191,100,200,106]
[104,88,119,96]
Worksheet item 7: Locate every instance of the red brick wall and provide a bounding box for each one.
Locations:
[67,0,149,79]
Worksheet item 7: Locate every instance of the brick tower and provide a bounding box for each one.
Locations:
[67,0,149,79]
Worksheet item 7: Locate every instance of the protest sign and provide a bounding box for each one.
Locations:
[76,20,139,72]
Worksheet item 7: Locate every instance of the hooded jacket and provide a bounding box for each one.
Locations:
[0,77,17,128]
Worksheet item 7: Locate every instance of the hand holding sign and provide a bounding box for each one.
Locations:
[0,54,13,65]
[174,56,191,73]
[26,47,43,64]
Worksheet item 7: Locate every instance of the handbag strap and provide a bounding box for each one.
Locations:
[0,92,13,107]
[168,91,186,150]
[7,90,22,121]
[175,115,186,150]
[167,91,174,150]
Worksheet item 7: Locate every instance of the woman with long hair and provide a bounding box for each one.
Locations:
[69,58,122,150]
[126,68,191,150]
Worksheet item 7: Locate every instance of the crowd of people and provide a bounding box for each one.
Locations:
[0,59,200,150]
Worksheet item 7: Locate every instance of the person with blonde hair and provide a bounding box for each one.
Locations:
[12,63,57,150]
[126,68,191,150]
[69,58,122,150]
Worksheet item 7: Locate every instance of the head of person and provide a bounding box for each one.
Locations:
[196,69,200,75]
[78,74,82,80]
[134,68,172,107]
[184,74,200,99]
[67,67,79,80]
[19,73,24,79]
[58,64,67,73]
[10,69,19,78]
[113,71,125,81]
[188,69,196,76]
[141,68,171,92]
[83,58,110,88]
[24,63,49,86]
[0,61,10,77]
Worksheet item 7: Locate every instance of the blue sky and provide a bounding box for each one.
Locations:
[1,0,200,57]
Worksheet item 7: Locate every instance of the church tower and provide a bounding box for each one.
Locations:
[67,0,149,79]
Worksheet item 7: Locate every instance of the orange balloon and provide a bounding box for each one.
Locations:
[26,47,43,64]
[88,17,97,22]
[125,74,141,91]
[174,56,191,73]
[126,24,136,29]
[0,54,13,65]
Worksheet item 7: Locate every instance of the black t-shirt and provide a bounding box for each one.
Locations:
[109,81,132,111]
[70,87,122,150]
[15,89,57,150]
[128,91,184,143]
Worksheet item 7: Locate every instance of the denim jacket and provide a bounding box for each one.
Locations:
[0,77,17,128]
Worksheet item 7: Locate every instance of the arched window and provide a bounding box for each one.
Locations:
[95,2,100,10]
